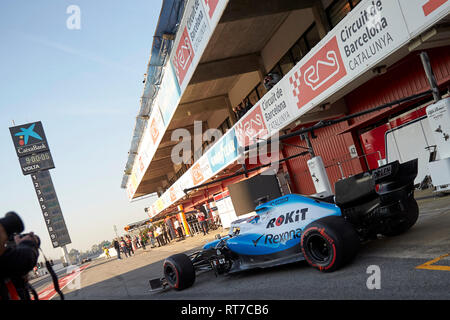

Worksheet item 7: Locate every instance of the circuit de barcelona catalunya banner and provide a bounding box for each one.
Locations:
[172,0,229,92]
[134,0,450,211]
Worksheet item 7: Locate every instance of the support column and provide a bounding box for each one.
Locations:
[225,95,237,125]
[178,204,191,237]
[312,1,330,39]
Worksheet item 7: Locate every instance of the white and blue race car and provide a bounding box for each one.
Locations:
[150,159,418,291]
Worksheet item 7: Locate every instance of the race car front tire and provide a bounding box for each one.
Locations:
[163,253,196,290]
[301,216,359,272]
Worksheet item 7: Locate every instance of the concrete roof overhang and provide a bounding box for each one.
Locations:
[132,0,321,198]
[131,0,450,207]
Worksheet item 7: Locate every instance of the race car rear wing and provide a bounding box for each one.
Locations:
[334,159,418,207]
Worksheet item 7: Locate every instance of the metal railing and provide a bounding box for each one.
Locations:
[324,151,382,180]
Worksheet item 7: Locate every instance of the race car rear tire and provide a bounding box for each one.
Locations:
[163,253,196,290]
[301,216,359,272]
[382,198,419,237]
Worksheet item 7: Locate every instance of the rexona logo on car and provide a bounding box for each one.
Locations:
[235,105,268,147]
[266,208,308,228]
[289,36,347,110]
[265,228,303,245]
[173,27,194,86]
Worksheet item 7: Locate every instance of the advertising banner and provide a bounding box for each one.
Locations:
[190,156,213,186]
[9,121,50,157]
[398,0,449,37]
[172,0,210,90]
[172,0,229,92]
[287,0,411,117]
[290,36,347,111]
[156,62,182,126]
[127,105,165,199]
[213,190,238,229]
[235,105,269,148]
[207,128,239,173]
[426,97,450,159]
[154,198,165,212]
[260,80,299,133]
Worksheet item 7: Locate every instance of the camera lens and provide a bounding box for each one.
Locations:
[0,212,25,236]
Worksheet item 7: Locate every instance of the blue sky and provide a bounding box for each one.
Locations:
[0,0,161,259]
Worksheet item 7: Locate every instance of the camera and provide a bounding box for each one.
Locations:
[0,211,24,237]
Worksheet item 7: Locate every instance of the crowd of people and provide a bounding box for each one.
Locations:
[232,98,253,121]
[108,204,222,260]
[232,72,281,121]
[111,234,147,260]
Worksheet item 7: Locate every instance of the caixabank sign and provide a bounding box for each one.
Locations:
[9,121,49,157]
[9,121,71,248]
[9,121,55,175]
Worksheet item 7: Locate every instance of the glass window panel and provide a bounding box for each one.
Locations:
[270,64,283,77]
[352,0,362,8]
[291,38,308,63]
[305,25,321,50]
[256,82,267,99]
[327,0,352,28]
[280,52,295,75]
[248,90,259,106]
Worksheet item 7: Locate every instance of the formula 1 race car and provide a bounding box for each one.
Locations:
[149,159,418,291]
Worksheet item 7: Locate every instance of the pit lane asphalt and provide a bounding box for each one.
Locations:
[60,191,450,300]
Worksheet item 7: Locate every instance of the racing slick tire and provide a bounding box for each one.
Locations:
[163,253,196,290]
[381,198,419,237]
[301,216,359,272]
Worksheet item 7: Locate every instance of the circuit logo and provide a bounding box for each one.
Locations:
[14,123,43,146]
[173,27,194,86]
[266,208,308,228]
[422,0,448,17]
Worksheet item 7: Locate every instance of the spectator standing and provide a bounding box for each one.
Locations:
[165,217,176,241]
[148,229,156,248]
[120,237,129,258]
[232,106,240,120]
[263,72,281,90]
[196,206,208,235]
[134,236,139,249]
[138,234,146,250]
[173,219,185,240]
[162,225,171,244]
[113,239,121,260]
[244,97,253,113]
[237,103,246,119]
[155,226,165,246]
[126,235,134,255]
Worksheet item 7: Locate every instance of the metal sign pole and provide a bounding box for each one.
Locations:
[61,245,71,266]
[420,51,441,103]
[9,121,72,251]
